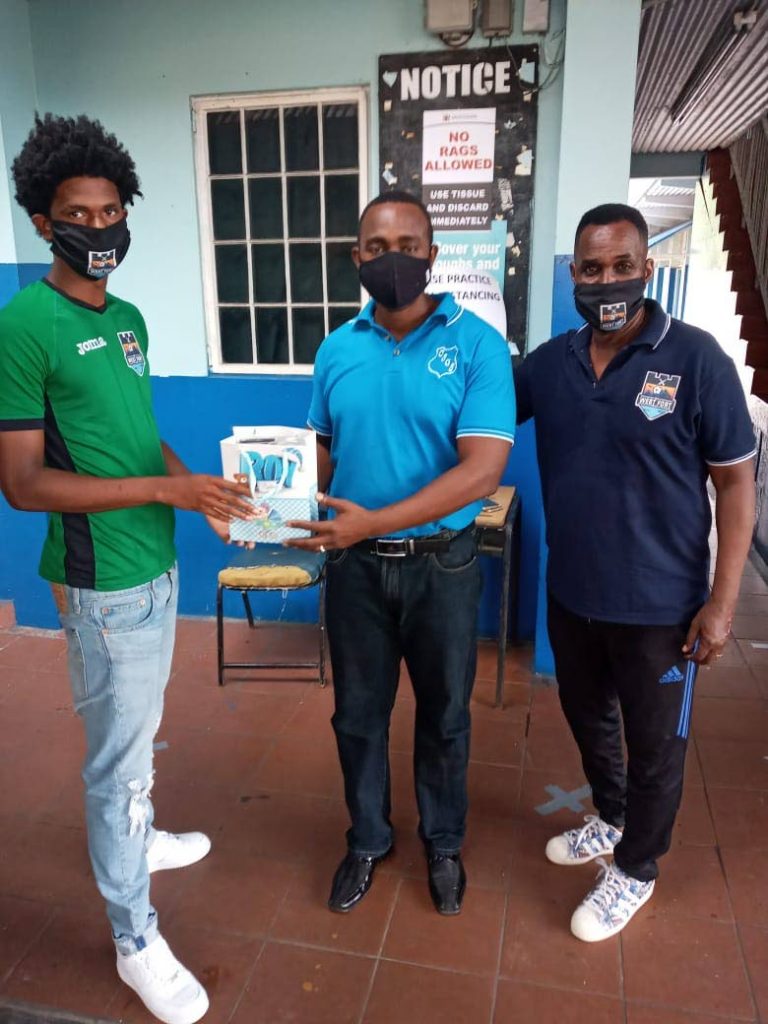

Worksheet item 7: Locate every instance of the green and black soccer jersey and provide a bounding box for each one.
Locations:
[0,280,176,591]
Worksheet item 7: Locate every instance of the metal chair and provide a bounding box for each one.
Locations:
[216,546,326,687]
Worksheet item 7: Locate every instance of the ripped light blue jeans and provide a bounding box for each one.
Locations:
[57,565,177,955]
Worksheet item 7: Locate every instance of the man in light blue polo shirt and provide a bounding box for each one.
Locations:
[287,192,515,915]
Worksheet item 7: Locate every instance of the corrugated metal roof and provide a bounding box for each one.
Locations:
[633,0,768,152]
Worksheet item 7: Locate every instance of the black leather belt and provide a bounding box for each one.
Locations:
[356,530,461,557]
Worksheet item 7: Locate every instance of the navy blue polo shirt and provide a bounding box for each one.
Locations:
[308,292,516,538]
[515,300,756,625]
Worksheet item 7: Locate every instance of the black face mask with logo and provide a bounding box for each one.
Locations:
[573,277,647,333]
[50,218,131,280]
[358,251,431,311]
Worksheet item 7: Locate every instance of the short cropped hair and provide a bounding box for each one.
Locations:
[575,203,648,250]
[359,190,434,244]
[12,113,142,217]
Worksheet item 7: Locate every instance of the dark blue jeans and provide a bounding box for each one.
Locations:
[325,528,482,857]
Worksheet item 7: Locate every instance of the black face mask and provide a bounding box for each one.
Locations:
[358,251,431,311]
[50,218,131,280]
[573,277,647,332]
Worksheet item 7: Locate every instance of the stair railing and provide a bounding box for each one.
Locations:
[730,116,768,319]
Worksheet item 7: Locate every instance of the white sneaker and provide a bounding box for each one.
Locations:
[570,858,655,942]
[146,831,211,874]
[116,934,209,1024]
[545,814,622,866]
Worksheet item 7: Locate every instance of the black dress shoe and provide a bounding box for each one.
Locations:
[328,849,390,913]
[428,853,466,915]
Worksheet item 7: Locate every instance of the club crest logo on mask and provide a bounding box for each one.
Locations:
[427,345,459,379]
[635,371,681,421]
[600,301,628,331]
[87,249,118,278]
[118,331,146,377]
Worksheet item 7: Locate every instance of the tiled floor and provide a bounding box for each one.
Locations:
[0,558,766,1023]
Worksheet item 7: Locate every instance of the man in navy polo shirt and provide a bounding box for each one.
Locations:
[287,192,516,915]
[515,203,755,942]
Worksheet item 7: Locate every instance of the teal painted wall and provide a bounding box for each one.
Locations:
[24,0,566,376]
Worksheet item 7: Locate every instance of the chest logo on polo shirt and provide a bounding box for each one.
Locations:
[428,345,459,379]
[635,371,681,421]
[117,331,146,377]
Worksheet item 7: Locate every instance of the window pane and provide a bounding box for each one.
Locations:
[211,180,245,240]
[290,243,323,303]
[284,105,319,171]
[326,242,358,302]
[215,245,248,303]
[207,112,242,174]
[219,307,252,363]
[245,108,280,173]
[293,308,325,363]
[325,175,358,237]
[287,177,320,237]
[249,178,283,239]
[256,307,289,363]
[252,243,286,303]
[329,306,357,333]
[323,104,358,170]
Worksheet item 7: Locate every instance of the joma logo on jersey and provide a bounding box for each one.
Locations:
[117,331,146,377]
[427,345,459,379]
[635,371,681,421]
[76,336,107,356]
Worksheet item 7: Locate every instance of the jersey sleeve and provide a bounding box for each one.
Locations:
[0,316,50,431]
[307,340,332,436]
[699,358,756,466]
[456,327,516,444]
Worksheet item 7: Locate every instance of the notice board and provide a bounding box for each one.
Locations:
[379,46,538,353]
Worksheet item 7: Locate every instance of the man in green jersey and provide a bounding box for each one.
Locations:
[0,114,251,1024]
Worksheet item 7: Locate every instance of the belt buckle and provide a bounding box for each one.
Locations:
[375,538,409,557]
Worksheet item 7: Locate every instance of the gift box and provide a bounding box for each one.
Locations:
[220,426,318,544]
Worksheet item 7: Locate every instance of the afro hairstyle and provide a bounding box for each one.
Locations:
[12,112,142,217]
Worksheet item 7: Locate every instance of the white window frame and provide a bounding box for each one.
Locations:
[192,86,369,375]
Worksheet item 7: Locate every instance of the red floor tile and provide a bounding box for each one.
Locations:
[708,787,768,848]
[468,762,522,823]
[0,906,119,1014]
[383,878,505,976]
[469,712,525,768]
[719,848,768,928]
[739,925,768,1022]
[696,736,768,790]
[229,941,374,1024]
[626,1005,750,1024]
[653,845,732,922]
[692,698,768,742]
[165,846,296,937]
[270,857,399,955]
[0,895,54,983]
[670,784,717,847]
[694,665,764,700]
[363,960,494,1024]
[0,633,66,671]
[494,980,624,1024]
[621,916,754,1017]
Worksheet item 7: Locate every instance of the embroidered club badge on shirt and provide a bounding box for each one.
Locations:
[118,331,146,377]
[427,345,459,379]
[635,371,681,421]
[87,249,118,278]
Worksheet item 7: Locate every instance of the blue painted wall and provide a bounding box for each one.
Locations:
[2,369,542,639]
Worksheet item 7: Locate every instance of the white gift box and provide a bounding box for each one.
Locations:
[220,426,318,544]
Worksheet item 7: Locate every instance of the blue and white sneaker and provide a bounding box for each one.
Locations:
[545,814,622,866]
[570,858,655,942]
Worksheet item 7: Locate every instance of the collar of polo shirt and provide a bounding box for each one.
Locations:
[354,291,462,332]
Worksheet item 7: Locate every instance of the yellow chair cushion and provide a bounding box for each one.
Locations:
[218,565,313,588]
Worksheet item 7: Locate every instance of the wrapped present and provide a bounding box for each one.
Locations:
[220,426,318,544]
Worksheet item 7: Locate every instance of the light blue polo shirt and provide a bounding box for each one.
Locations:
[308,292,516,538]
